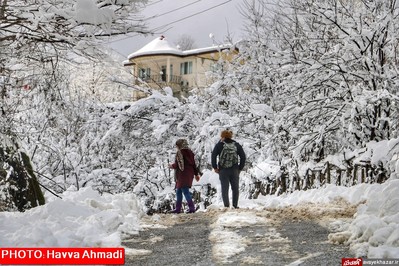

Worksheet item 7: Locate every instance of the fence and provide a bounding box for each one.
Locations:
[177,160,389,211]
[248,160,388,199]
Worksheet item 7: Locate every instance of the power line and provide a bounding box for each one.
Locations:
[144,0,203,21]
[146,0,165,7]
[105,26,172,45]
[107,0,232,44]
[152,0,233,32]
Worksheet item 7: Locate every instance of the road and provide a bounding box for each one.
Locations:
[123,202,356,265]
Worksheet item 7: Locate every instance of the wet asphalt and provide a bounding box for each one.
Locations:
[123,212,352,266]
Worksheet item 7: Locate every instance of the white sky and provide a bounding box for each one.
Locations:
[108,0,246,57]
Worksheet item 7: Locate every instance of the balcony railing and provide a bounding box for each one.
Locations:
[141,74,183,85]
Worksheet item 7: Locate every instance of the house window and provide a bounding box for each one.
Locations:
[139,68,151,80]
[180,61,192,75]
[161,65,167,81]
[169,64,173,82]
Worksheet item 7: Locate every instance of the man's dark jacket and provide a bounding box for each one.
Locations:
[211,138,246,170]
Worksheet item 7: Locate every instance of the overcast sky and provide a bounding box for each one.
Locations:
[108,0,246,58]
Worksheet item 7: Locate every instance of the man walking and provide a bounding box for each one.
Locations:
[211,130,246,209]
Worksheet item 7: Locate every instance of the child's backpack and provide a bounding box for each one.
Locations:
[219,142,238,168]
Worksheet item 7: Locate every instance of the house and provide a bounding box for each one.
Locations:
[124,35,238,100]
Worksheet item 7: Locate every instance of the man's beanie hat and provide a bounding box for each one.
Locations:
[221,130,233,139]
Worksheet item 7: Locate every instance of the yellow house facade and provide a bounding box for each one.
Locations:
[124,36,238,100]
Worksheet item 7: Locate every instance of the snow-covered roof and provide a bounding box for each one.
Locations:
[127,36,234,60]
[182,46,230,56]
[127,36,182,59]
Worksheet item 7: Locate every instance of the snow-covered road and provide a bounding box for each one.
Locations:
[3,180,398,263]
[124,201,355,265]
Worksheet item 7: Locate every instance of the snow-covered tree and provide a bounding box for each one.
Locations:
[1,0,148,138]
[0,0,148,210]
[225,0,399,165]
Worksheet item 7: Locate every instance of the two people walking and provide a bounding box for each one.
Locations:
[169,130,246,213]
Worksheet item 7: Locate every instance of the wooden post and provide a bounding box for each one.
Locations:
[266,183,271,195]
[295,172,300,191]
[310,170,315,188]
[336,169,341,186]
[281,173,287,194]
[361,166,365,183]
[353,165,358,185]
[326,161,331,184]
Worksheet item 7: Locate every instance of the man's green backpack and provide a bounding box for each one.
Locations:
[219,142,238,168]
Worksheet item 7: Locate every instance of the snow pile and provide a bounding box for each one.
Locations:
[0,187,142,247]
[338,179,399,258]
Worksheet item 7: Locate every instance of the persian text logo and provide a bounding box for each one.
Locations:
[342,258,363,266]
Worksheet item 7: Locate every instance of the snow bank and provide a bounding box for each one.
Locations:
[343,179,399,258]
[0,187,141,247]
